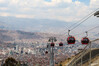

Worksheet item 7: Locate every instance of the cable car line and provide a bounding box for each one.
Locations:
[58,8,99,46]
[68,8,99,29]
[67,24,99,45]
[46,8,99,49]
[70,14,93,31]
[70,8,99,31]
[87,25,99,32]
[74,25,99,36]
[58,8,99,37]
[61,8,99,36]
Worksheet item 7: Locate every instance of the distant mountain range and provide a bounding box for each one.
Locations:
[0,16,98,41]
[0,29,44,42]
[0,29,66,43]
[0,16,85,33]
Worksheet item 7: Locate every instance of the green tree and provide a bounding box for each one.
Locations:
[3,57,18,66]
[59,63,62,66]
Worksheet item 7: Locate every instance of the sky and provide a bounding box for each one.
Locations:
[0,0,99,22]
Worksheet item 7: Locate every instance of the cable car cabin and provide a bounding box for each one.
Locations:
[45,51,48,54]
[81,37,89,45]
[59,42,63,46]
[51,42,55,47]
[67,36,75,44]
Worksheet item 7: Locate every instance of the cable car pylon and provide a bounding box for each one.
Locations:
[47,37,57,66]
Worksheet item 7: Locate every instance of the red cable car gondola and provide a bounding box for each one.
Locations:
[67,30,76,44]
[45,51,48,54]
[81,37,89,45]
[67,36,75,44]
[59,42,63,46]
[51,42,55,47]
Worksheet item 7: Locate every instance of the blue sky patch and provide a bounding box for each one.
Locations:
[72,0,90,5]
[45,0,51,2]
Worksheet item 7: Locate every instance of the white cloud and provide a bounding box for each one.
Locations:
[0,7,8,10]
[0,12,35,19]
[75,1,81,5]
[0,12,11,17]
[10,0,19,4]
[15,14,35,18]
[0,0,98,22]
[90,0,99,8]
[0,0,5,3]
[64,0,72,3]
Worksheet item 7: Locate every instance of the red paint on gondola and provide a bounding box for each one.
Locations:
[45,51,48,54]
[67,36,76,44]
[51,42,55,47]
[81,37,89,45]
[59,42,63,46]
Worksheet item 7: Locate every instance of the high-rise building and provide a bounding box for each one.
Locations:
[21,47,24,54]
[14,46,16,50]
[16,45,19,52]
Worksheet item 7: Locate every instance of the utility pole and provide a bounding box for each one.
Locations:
[89,42,91,66]
[1,59,4,66]
[48,37,57,66]
[81,57,82,66]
